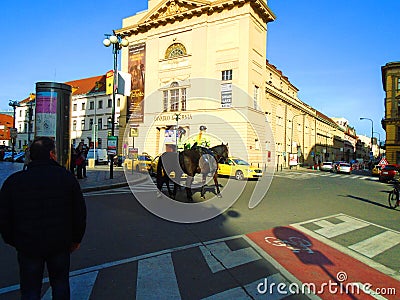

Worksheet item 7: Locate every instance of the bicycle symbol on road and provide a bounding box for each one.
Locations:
[264,236,314,254]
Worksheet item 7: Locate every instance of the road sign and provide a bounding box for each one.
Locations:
[130,127,139,137]
[378,157,389,166]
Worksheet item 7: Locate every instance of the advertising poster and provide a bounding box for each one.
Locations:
[127,43,146,123]
[164,130,176,144]
[289,153,298,166]
[35,91,57,137]
[107,136,118,155]
[221,83,232,108]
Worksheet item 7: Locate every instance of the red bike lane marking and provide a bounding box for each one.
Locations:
[247,226,400,300]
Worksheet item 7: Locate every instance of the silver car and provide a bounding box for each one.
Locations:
[337,162,352,174]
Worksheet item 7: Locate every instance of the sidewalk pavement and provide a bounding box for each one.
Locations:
[0,162,145,193]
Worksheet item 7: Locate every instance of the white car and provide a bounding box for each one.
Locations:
[336,162,352,174]
[320,162,333,172]
[86,149,108,165]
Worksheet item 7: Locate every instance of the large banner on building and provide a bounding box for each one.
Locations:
[127,43,146,123]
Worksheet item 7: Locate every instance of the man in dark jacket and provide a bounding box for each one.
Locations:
[0,136,87,299]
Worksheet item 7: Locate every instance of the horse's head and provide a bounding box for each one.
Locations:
[211,143,229,161]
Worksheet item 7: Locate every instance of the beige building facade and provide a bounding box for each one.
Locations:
[9,0,365,167]
[116,0,276,165]
[382,62,400,164]
[110,0,357,168]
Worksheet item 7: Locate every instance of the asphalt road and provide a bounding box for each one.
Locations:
[1,170,399,299]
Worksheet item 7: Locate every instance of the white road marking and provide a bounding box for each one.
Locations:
[314,215,369,238]
[349,231,400,258]
[291,214,400,280]
[200,242,261,273]
[136,253,181,299]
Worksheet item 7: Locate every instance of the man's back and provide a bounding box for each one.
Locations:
[0,159,86,257]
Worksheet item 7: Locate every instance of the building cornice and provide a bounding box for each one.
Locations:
[115,0,275,37]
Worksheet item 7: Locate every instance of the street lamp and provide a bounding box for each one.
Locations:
[103,32,129,179]
[9,100,20,162]
[174,113,181,151]
[26,100,34,146]
[360,117,374,149]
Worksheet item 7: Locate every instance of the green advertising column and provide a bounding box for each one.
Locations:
[35,82,72,168]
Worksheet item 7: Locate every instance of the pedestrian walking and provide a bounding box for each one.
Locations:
[75,142,88,179]
[70,144,77,175]
[0,136,87,299]
[22,147,31,171]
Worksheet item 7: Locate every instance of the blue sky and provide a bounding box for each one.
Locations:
[1,0,398,140]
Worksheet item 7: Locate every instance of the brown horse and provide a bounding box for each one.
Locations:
[156,143,229,202]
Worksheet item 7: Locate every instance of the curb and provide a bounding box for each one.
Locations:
[81,175,149,193]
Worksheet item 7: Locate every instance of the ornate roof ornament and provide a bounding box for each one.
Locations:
[160,1,189,18]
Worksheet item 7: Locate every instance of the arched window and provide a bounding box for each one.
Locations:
[165,43,187,59]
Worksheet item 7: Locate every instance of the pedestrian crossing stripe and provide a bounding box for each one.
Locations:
[1,215,399,299]
[291,213,400,281]
[273,172,379,181]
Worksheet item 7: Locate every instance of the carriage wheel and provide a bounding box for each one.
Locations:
[235,170,244,180]
[388,189,399,208]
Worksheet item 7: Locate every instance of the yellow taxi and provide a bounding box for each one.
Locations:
[150,154,161,176]
[132,153,153,172]
[372,165,382,176]
[217,157,263,180]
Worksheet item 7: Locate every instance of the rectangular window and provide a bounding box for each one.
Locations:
[117,98,120,107]
[163,91,168,112]
[398,102,400,117]
[81,120,85,131]
[108,99,112,108]
[81,103,86,111]
[98,100,103,109]
[73,120,77,131]
[398,78,400,90]
[170,89,179,111]
[181,88,186,111]
[89,101,94,110]
[253,85,259,110]
[222,70,232,81]
[89,119,93,130]
[73,104,77,111]
[98,118,102,130]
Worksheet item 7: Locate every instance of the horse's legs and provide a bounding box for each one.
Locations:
[200,173,207,199]
[213,172,222,198]
[185,176,194,202]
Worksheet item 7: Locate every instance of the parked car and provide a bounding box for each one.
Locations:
[379,165,400,182]
[336,162,352,174]
[320,161,334,172]
[150,154,161,176]
[86,149,108,165]
[371,165,382,176]
[217,157,263,180]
